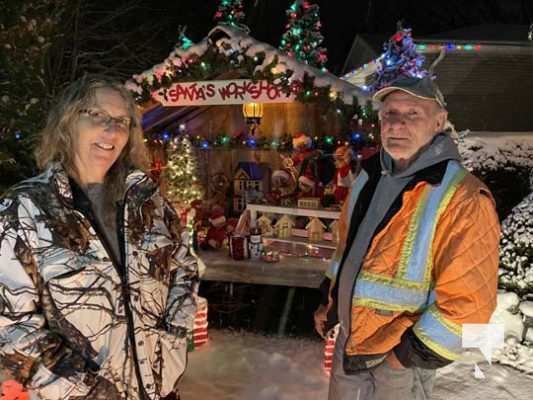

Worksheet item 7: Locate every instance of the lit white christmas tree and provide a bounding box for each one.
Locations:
[164,136,204,208]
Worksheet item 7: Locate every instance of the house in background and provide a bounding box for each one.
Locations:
[342,24,533,134]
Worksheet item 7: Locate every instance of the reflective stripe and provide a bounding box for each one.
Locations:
[396,186,432,282]
[325,170,369,283]
[353,279,428,312]
[403,162,465,283]
[413,304,462,360]
[352,161,467,311]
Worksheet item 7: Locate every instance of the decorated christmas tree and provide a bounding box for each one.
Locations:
[213,0,246,29]
[369,23,427,92]
[164,136,204,209]
[279,0,328,69]
[499,192,533,297]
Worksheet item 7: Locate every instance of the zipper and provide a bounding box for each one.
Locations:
[71,183,149,400]
[117,193,150,400]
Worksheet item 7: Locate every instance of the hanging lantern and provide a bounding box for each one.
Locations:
[242,102,264,125]
[242,102,264,136]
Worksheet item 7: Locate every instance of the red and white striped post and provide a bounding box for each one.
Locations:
[193,296,209,348]
[323,324,339,374]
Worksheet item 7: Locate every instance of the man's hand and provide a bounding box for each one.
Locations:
[386,350,406,370]
[314,304,329,339]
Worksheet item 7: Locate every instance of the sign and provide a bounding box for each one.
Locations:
[152,79,295,106]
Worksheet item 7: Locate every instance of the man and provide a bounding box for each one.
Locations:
[314,75,500,400]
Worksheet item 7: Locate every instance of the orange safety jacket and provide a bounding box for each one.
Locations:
[322,157,500,368]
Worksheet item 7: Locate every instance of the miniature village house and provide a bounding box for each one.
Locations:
[257,214,273,236]
[306,217,327,242]
[233,161,269,212]
[274,215,295,239]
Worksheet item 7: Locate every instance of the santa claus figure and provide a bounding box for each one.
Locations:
[291,132,321,197]
[268,169,295,205]
[333,145,355,203]
[206,205,227,249]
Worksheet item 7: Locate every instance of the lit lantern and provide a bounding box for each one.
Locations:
[242,102,264,136]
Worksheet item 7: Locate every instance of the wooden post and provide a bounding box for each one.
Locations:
[277,287,296,336]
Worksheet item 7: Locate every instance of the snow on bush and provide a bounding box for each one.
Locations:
[457,133,533,297]
[460,136,533,180]
[499,192,533,296]
[458,134,533,219]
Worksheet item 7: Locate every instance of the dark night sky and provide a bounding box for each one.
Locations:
[133,0,530,73]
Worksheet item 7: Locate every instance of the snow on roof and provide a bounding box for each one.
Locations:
[128,25,366,106]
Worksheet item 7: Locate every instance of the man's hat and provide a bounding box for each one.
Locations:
[372,75,446,107]
[373,49,447,107]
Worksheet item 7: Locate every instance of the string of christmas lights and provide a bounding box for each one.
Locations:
[148,130,377,151]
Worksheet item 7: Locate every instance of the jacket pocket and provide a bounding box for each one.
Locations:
[44,260,117,348]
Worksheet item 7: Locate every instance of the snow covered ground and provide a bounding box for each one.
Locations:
[179,329,533,400]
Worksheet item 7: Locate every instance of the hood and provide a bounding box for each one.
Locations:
[380,133,461,179]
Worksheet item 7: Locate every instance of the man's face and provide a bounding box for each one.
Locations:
[379,91,447,165]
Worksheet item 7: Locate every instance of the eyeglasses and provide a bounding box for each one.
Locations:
[79,108,132,133]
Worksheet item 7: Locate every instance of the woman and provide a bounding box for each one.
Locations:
[0,75,198,399]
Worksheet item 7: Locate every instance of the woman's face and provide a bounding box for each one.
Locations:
[73,88,130,184]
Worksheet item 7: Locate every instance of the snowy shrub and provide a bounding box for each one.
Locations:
[459,137,533,219]
[499,192,533,297]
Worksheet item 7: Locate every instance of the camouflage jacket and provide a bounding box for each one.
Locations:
[0,164,198,399]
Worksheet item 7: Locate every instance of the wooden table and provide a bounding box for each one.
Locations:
[198,250,329,334]
[198,250,329,289]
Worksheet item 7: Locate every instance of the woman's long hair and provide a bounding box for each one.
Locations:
[35,74,149,200]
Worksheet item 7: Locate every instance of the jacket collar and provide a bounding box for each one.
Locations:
[45,162,156,208]
[47,163,74,208]
[363,153,449,187]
